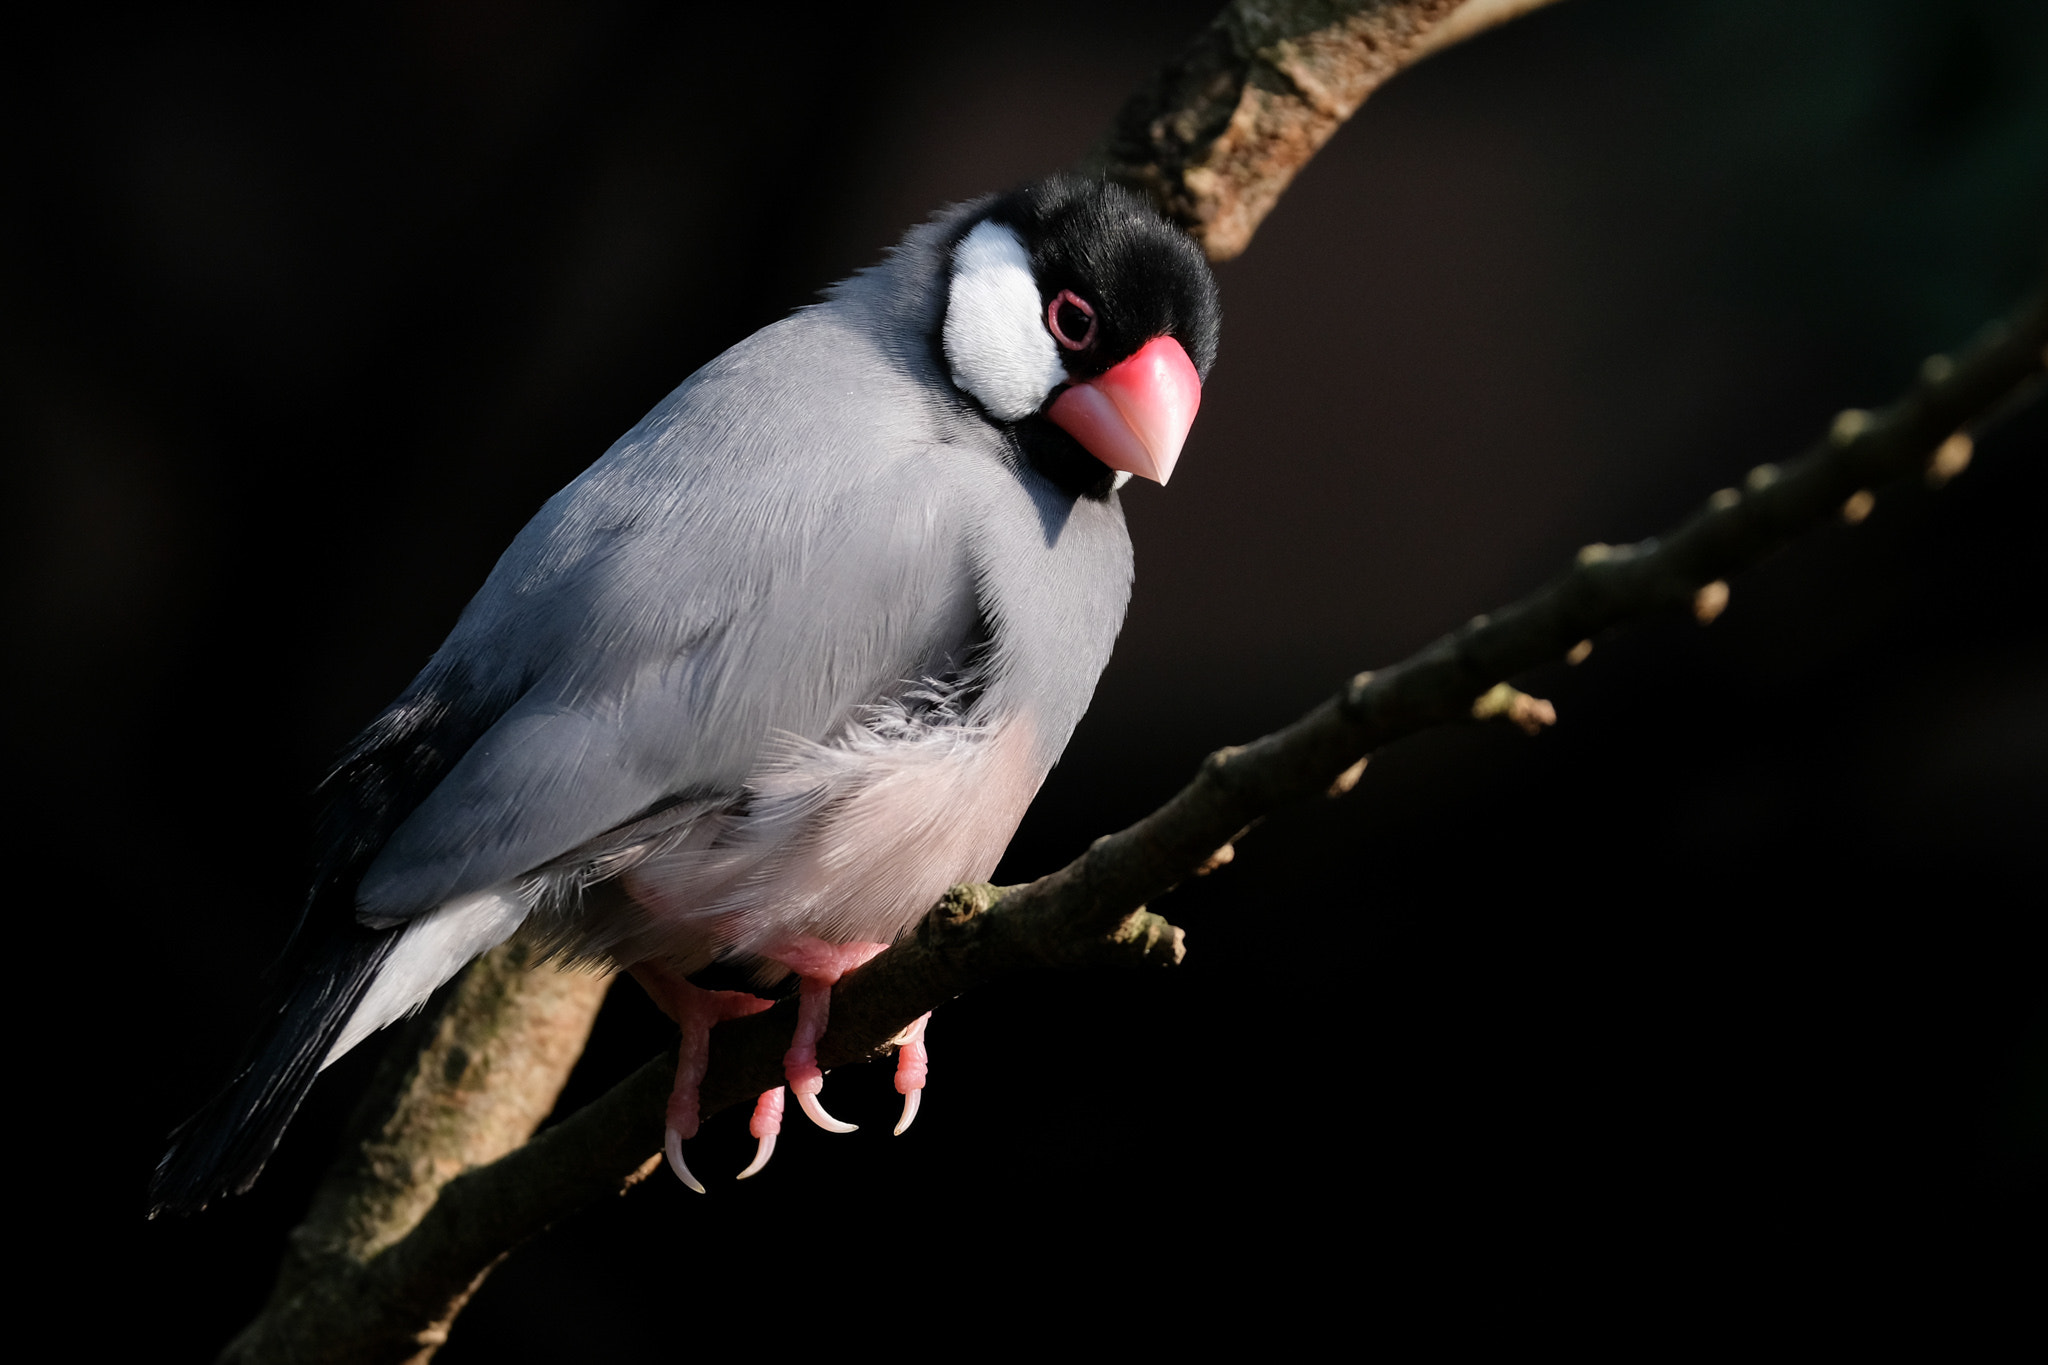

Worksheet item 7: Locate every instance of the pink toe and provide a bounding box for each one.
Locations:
[762,937,893,1098]
[893,1012,931,1095]
[629,962,778,1144]
[750,1086,786,1140]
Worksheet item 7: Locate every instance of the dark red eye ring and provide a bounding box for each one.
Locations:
[1046,289,1098,351]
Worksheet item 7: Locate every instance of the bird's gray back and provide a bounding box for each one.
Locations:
[356,204,1132,923]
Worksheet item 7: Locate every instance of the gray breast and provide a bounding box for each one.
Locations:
[554,440,1135,983]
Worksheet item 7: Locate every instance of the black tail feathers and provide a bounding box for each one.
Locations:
[149,924,400,1218]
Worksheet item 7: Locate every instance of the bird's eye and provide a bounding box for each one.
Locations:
[1046,290,1097,351]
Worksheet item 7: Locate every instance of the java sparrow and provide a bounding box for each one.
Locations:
[151,174,1222,1213]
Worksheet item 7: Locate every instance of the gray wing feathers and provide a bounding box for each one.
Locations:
[357,308,980,919]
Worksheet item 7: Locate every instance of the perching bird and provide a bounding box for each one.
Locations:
[151,173,1221,1213]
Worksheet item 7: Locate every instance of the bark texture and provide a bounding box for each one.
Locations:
[218,943,611,1365]
[1085,0,1563,258]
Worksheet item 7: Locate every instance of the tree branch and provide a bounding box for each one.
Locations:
[215,0,2046,1357]
[233,269,2047,1365]
[1085,0,1567,258]
[220,942,610,1365]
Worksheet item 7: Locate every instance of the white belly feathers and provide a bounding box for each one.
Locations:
[330,694,1044,1057]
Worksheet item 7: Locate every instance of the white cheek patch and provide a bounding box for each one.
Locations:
[943,220,1065,421]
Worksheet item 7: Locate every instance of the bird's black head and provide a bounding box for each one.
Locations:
[940,175,1221,490]
[984,175,1221,382]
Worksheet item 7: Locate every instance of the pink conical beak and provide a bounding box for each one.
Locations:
[1046,335,1202,486]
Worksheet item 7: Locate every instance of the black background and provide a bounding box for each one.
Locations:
[8,0,2045,1354]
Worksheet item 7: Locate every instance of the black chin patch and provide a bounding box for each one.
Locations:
[1012,414,1118,500]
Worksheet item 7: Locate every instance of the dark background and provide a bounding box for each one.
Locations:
[7,0,2045,1354]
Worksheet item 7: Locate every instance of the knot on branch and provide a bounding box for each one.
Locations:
[909,881,1009,967]
[1197,744,1251,797]
[1337,670,1381,727]
[1106,910,1188,968]
[1926,432,1973,486]
[1038,907,1188,973]
[1572,534,1711,622]
[1326,755,1370,797]
[930,881,1004,932]
[1470,682,1555,735]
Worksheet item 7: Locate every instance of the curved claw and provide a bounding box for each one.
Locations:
[893,1088,921,1137]
[796,1088,858,1134]
[735,1131,778,1180]
[665,1127,706,1195]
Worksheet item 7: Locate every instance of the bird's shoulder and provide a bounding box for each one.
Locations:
[346,304,1009,919]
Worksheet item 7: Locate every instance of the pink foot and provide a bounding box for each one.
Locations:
[892,1012,931,1136]
[629,961,776,1193]
[765,936,891,1133]
[735,1086,785,1180]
